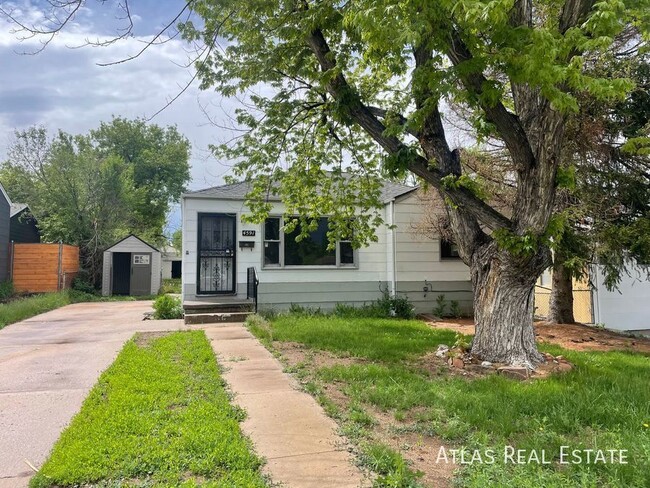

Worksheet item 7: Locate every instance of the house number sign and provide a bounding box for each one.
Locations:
[242,230,256,237]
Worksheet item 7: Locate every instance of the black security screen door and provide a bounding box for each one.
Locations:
[197,214,236,294]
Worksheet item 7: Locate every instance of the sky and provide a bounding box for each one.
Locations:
[0,0,243,234]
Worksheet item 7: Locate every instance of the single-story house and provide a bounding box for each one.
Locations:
[0,183,10,282]
[181,180,473,314]
[101,235,162,296]
[161,245,182,279]
[535,265,650,334]
[10,203,40,243]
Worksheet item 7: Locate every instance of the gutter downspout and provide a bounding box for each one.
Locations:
[389,200,397,295]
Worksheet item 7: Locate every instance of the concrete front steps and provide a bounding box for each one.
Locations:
[183,298,254,325]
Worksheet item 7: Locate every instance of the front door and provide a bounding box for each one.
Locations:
[130,252,152,296]
[197,213,236,294]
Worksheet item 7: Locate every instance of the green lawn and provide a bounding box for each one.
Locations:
[249,314,650,488]
[31,331,268,488]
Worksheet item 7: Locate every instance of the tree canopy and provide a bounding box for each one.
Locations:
[0,119,191,285]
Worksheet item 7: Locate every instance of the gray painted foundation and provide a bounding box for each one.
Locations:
[185,279,474,315]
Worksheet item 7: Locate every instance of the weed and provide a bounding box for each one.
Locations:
[152,294,183,319]
[433,294,447,317]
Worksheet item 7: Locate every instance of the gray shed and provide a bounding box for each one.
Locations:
[102,235,162,296]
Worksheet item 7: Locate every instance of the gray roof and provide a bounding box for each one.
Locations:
[185,179,416,204]
[10,203,28,218]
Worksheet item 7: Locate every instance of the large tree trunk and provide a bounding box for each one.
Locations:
[469,242,550,367]
[548,262,575,324]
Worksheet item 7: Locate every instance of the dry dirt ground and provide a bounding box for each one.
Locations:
[272,320,650,488]
[425,318,650,354]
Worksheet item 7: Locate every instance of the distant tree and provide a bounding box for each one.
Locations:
[0,121,191,286]
[171,228,182,253]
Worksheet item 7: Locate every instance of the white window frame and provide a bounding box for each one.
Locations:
[262,216,357,269]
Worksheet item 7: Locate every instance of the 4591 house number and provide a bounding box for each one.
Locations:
[242,230,256,237]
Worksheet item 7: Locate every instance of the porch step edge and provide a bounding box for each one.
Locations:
[184,311,252,325]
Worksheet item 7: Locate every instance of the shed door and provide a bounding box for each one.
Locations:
[197,214,236,294]
[130,252,152,296]
[112,252,131,295]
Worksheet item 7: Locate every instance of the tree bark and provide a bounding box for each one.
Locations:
[469,242,550,367]
[548,261,576,324]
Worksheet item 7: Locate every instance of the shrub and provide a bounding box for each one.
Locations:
[433,294,447,317]
[375,291,416,320]
[152,295,183,319]
[0,281,15,301]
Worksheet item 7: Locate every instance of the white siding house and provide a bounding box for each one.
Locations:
[181,181,473,314]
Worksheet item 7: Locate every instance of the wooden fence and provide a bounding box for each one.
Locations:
[10,243,80,293]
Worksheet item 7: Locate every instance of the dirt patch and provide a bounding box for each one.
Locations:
[423,318,650,354]
[134,331,170,347]
[272,341,456,487]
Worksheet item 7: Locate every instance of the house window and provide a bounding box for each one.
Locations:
[263,217,355,267]
[264,217,281,266]
[133,254,150,265]
[441,240,460,259]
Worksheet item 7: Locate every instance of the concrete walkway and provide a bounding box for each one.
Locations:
[0,301,186,488]
[0,303,367,487]
[205,325,368,487]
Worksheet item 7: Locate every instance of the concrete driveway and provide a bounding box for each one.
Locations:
[0,301,185,487]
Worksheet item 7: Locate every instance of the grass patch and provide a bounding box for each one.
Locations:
[257,316,650,488]
[0,292,72,330]
[160,278,181,294]
[266,315,458,362]
[31,331,267,488]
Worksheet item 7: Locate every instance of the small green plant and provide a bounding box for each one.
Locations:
[152,295,183,319]
[288,303,323,316]
[0,280,15,301]
[361,443,424,487]
[433,294,447,317]
[375,291,416,319]
[452,332,471,351]
[245,314,274,342]
[449,300,461,318]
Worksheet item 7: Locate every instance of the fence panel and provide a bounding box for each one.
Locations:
[534,285,593,323]
[11,243,80,293]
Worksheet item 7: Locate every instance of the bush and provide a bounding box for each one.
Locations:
[72,277,96,294]
[0,281,15,301]
[152,295,183,320]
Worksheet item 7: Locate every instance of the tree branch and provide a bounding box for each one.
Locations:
[447,30,537,171]
[306,28,512,231]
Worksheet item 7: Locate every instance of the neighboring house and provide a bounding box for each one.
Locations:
[101,235,162,296]
[181,180,473,314]
[0,184,10,282]
[535,265,650,334]
[591,265,650,334]
[161,245,182,280]
[9,203,40,243]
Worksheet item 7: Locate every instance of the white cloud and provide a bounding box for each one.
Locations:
[0,11,243,193]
